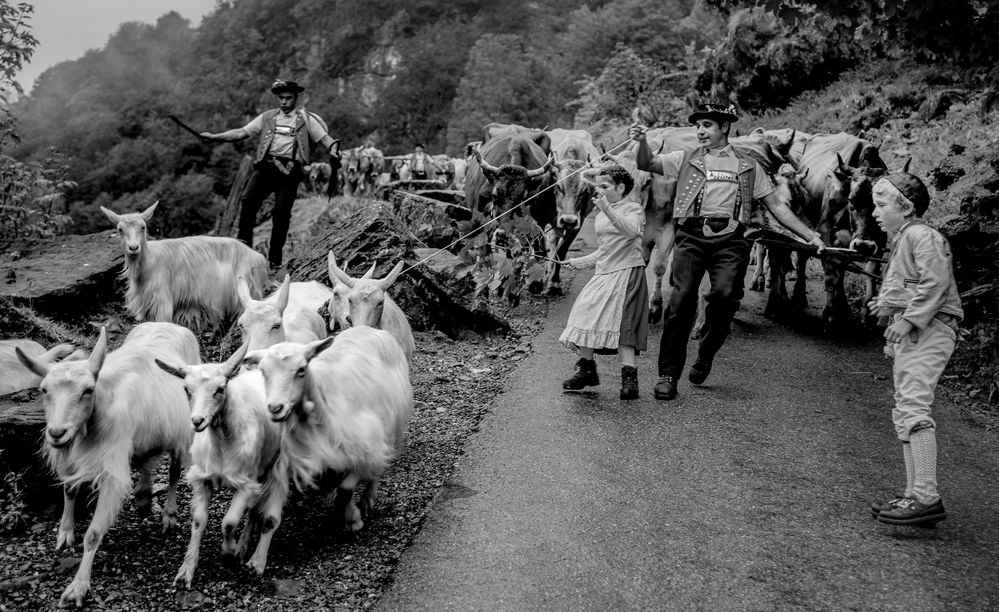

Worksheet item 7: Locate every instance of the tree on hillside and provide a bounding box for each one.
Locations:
[573,43,690,130]
[372,18,481,154]
[706,0,999,64]
[0,1,36,147]
[446,34,559,151]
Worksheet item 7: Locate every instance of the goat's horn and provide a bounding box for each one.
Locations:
[378,261,405,289]
[361,263,377,280]
[327,251,356,288]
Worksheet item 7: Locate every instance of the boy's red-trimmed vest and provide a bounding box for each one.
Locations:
[673,147,756,225]
[253,109,314,167]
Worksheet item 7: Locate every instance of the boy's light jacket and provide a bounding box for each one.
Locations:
[876,220,963,328]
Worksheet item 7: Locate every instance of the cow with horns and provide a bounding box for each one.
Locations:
[464,123,559,294]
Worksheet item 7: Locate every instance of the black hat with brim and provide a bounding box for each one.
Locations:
[271,79,305,95]
[688,103,739,125]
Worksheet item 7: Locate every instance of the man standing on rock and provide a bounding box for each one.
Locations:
[630,103,825,401]
[201,79,340,271]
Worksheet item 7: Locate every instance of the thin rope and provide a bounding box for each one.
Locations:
[400,137,635,275]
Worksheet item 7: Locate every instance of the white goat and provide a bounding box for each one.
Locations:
[0,340,81,395]
[237,275,328,351]
[155,343,284,585]
[15,322,199,609]
[101,202,269,332]
[327,252,415,364]
[243,326,412,538]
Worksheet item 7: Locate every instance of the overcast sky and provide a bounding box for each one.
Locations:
[19,0,217,92]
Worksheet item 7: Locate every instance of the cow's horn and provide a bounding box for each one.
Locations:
[526,154,554,178]
[476,150,501,175]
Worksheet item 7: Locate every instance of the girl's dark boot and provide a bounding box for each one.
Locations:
[620,365,639,399]
[563,358,599,390]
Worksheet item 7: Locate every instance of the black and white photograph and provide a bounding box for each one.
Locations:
[1,0,997,609]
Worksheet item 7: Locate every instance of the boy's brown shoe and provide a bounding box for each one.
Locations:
[877,497,947,526]
[869,494,911,518]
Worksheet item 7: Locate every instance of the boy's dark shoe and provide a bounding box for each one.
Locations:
[563,358,599,390]
[869,494,911,518]
[877,497,947,526]
[688,356,713,385]
[620,365,639,400]
[653,375,677,400]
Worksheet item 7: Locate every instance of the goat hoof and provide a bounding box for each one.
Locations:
[58,578,90,609]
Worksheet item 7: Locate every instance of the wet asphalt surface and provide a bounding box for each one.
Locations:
[377,218,999,612]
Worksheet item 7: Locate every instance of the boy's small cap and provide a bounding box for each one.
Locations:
[885,172,929,215]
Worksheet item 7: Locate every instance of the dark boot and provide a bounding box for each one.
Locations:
[620,366,639,400]
[563,358,599,390]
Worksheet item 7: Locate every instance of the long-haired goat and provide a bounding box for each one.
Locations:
[243,326,412,539]
[327,252,415,364]
[101,202,269,332]
[155,343,284,585]
[237,275,328,351]
[0,339,81,395]
[15,322,199,609]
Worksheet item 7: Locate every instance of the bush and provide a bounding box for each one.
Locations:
[0,152,74,248]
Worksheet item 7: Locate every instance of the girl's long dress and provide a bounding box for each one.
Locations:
[559,198,648,353]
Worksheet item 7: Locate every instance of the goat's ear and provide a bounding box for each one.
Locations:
[87,328,109,376]
[327,251,355,288]
[154,358,187,380]
[361,262,377,280]
[100,206,121,226]
[378,261,405,289]
[304,336,335,362]
[236,275,253,307]
[275,275,291,313]
[15,347,50,379]
[222,342,249,379]
[242,350,262,370]
[140,201,159,223]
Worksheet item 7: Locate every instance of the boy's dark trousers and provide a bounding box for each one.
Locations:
[238,160,303,267]
[657,219,752,380]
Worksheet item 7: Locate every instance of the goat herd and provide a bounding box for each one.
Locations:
[3,202,416,608]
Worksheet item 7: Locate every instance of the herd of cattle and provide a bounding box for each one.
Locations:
[458,121,901,327]
[1,204,416,607]
[305,145,471,198]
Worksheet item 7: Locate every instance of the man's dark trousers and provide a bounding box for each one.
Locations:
[657,220,752,380]
[238,161,303,267]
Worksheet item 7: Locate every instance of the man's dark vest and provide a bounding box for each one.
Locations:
[674,147,756,225]
[253,109,314,166]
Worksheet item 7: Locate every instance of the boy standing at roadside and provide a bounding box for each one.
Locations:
[868,172,963,527]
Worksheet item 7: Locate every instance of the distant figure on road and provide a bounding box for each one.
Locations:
[630,103,824,401]
[201,79,340,270]
[559,164,648,400]
[867,172,963,527]
[408,143,440,180]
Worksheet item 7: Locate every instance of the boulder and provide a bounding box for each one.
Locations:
[0,232,123,319]
[0,388,61,509]
[290,203,507,335]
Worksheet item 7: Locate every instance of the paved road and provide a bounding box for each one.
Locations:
[377,221,999,611]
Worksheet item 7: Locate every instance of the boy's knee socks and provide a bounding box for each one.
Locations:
[909,427,939,503]
[904,442,915,497]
